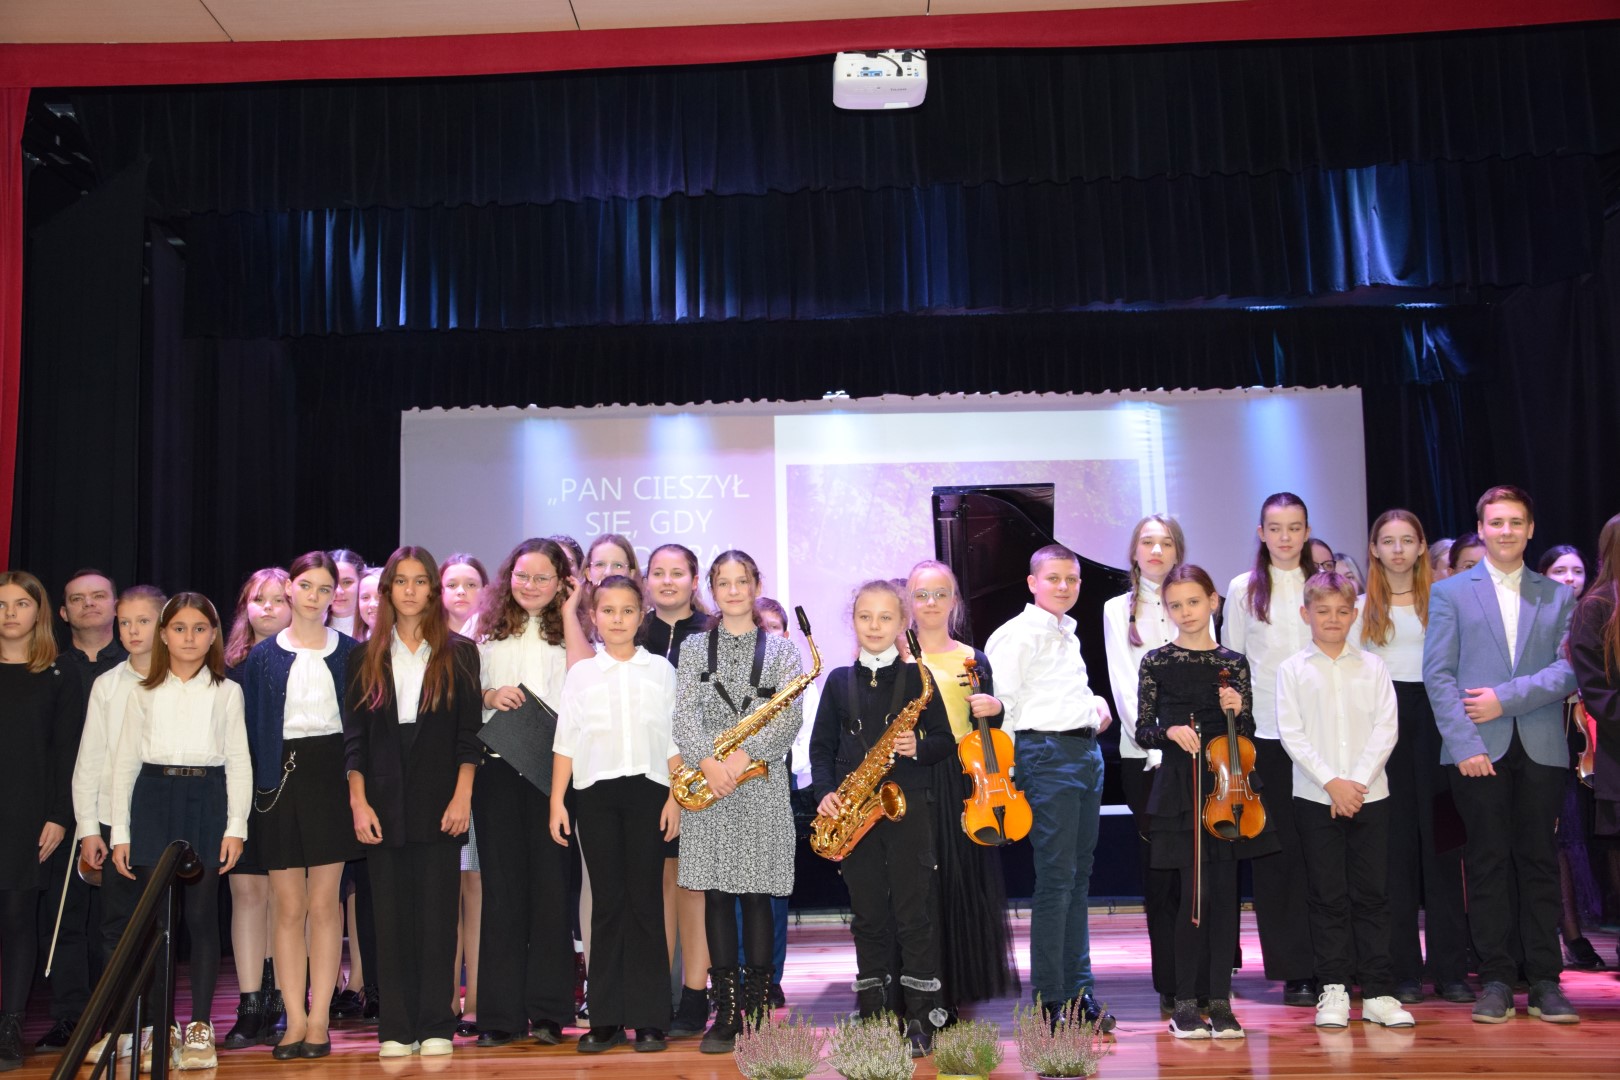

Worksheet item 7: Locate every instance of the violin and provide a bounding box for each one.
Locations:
[1574,699,1597,789]
[957,657,1032,846]
[1201,667,1266,841]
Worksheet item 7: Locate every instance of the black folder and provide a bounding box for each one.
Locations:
[477,686,559,795]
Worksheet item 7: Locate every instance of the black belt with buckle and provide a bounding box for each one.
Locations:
[1025,727,1096,741]
[141,764,219,779]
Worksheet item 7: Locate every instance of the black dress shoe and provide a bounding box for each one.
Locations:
[1283,979,1317,1007]
[330,989,364,1020]
[1158,992,1176,1014]
[360,985,380,1021]
[1395,980,1424,1005]
[768,983,786,1010]
[1079,990,1116,1033]
[454,1019,479,1038]
[271,1041,304,1060]
[475,1029,514,1047]
[34,1018,76,1052]
[633,1028,667,1052]
[1438,981,1476,1004]
[577,1026,626,1053]
[298,1042,331,1059]
[532,1021,564,1046]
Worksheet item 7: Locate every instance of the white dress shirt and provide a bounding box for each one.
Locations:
[479,618,567,720]
[110,671,252,845]
[391,631,430,723]
[1222,567,1311,739]
[329,614,356,637]
[1486,560,1524,668]
[279,627,343,739]
[1102,581,1170,768]
[1275,640,1399,806]
[554,646,679,789]
[73,660,146,839]
[984,604,1106,734]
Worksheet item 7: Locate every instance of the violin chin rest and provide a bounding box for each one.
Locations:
[1212,820,1240,841]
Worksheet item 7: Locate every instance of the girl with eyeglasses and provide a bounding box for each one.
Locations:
[467,539,591,1047]
[905,560,1017,1017]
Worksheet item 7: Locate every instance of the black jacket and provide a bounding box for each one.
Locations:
[809,661,953,802]
[343,634,482,847]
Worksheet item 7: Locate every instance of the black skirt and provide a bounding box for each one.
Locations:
[252,732,362,870]
[130,764,228,869]
[927,760,1020,1006]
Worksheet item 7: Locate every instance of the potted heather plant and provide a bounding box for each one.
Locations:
[1012,997,1110,1079]
[734,1009,827,1080]
[932,1018,1003,1080]
[825,1012,915,1080]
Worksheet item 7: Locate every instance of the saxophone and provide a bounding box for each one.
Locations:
[809,630,934,862]
[670,607,822,812]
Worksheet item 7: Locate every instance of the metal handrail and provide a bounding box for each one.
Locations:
[50,841,203,1080]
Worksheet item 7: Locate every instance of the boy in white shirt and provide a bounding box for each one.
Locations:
[1276,572,1411,1030]
[984,544,1114,1030]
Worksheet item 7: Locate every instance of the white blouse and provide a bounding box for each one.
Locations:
[1102,579,1171,767]
[1353,600,1426,683]
[278,627,343,739]
[329,613,356,637]
[554,647,678,790]
[1221,566,1311,740]
[391,631,430,724]
[72,660,145,840]
[479,618,567,719]
[110,671,252,845]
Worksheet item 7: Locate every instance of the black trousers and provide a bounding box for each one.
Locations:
[368,841,460,1045]
[35,842,92,1020]
[839,796,939,983]
[1248,737,1315,980]
[1173,856,1237,1000]
[97,826,139,999]
[1448,731,1567,986]
[1295,797,1396,995]
[574,776,671,1030]
[1384,682,1469,985]
[472,759,575,1032]
[1121,763,1179,997]
[1,887,39,1014]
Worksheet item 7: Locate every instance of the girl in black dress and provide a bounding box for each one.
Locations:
[344,546,482,1059]
[240,552,361,1058]
[0,571,83,1073]
[1135,564,1277,1042]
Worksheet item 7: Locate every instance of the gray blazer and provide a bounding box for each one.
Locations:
[1423,562,1576,769]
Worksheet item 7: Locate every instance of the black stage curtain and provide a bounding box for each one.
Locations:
[74,24,1620,214]
[12,161,147,600]
[179,155,1599,338]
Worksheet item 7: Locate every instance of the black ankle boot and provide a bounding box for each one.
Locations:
[741,965,772,1030]
[853,975,889,1020]
[698,967,741,1054]
[0,1013,25,1071]
[901,976,947,1058]
[221,992,265,1050]
[259,989,286,1046]
[669,985,709,1038]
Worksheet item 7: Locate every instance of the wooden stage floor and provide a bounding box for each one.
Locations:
[16,910,1620,1079]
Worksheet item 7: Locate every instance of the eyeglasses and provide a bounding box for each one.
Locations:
[512,572,558,587]
[590,560,628,574]
[912,589,952,604]
[1313,561,1337,572]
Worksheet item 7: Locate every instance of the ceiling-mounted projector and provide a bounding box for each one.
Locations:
[832,50,927,110]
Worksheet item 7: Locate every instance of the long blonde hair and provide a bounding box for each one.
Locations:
[0,571,58,673]
[1360,509,1431,647]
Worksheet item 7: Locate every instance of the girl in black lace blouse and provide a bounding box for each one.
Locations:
[1135,565,1278,1042]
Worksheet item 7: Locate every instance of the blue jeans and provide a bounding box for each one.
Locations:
[1018,732,1104,1005]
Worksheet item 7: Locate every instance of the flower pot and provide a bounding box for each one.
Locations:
[938,1074,988,1080]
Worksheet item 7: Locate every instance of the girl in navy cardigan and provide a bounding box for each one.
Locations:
[240,551,360,1059]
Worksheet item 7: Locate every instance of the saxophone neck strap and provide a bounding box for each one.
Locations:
[703,626,772,716]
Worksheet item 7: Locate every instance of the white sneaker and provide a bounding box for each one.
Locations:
[87,1032,134,1063]
[176,1021,217,1070]
[139,1027,181,1074]
[1362,995,1416,1028]
[1315,984,1351,1028]
[420,1037,454,1056]
[378,1040,420,1058]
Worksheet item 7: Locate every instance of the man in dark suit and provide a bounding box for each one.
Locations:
[1423,485,1578,1023]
